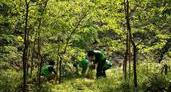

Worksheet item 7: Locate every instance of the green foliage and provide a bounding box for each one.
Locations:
[0,69,22,92]
[31,82,53,92]
[119,80,131,92]
[142,74,169,92]
[0,0,171,91]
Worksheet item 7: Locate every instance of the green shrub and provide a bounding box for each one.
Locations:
[31,82,53,92]
[142,73,169,92]
[0,69,22,92]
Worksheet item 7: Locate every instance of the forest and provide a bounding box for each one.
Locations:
[0,0,171,92]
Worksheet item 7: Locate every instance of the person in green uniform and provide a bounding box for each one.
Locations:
[41,60,56,80]
[87,50,106,78]
[87,50,107,78]
[79,58,89,76]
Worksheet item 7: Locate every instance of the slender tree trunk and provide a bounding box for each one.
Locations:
[124,0,138,91]
[123,0,131,82]
[59,56,62,83]
[22,0,29,91]
[132,41,138,92]
[123,34,128,80]
[56,42,60,83]
[124,0,136,91]
[27,47,31,76]
[30,40,35,77]
[37,0,49,89]
[125,0,132,82]
[56,59,59,83]
[30,48,33,77]
[37,30,42,89]
[37,10,42,89]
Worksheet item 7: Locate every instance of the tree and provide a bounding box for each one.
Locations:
[36,0,49,89]
[123,0,138,91]
[22,0,29,91]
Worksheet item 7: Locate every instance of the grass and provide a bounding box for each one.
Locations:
[50,68,124,92]
[48,61,171,92]
[1,60,171,92]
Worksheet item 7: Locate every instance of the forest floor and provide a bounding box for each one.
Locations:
[40,62,171,92]
[45,68,127,92]
[1,62,171,92]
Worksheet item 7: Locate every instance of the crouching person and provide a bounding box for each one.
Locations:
[79,58,89,77]
[80,57,96,79]
[87,50,112,79]
[41,60,56,81]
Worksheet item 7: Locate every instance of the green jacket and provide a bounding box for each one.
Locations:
[94,50,106,64]
[79,58,89,69]
[41,65,54,77]
[79,58,89,75]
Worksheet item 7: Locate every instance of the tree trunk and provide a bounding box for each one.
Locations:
[125,0,132,82]
[37,30,42,89]
[56,59,59,83]
[30,40,35,78]
[22,0,29,91]
[123,0,132,82]
[59,56,62,84]
[56,42,60,83]
[124,0,138,91]
[123,34,128,80]
[132,41,138,92]
[27,47,31,76]
[37,0,49,89]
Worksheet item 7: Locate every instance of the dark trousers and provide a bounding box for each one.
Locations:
[96,60,106,78]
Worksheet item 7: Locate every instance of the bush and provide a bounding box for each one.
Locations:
[31,82,53,92]
[0,69,22,92]
[142,73,169,92]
